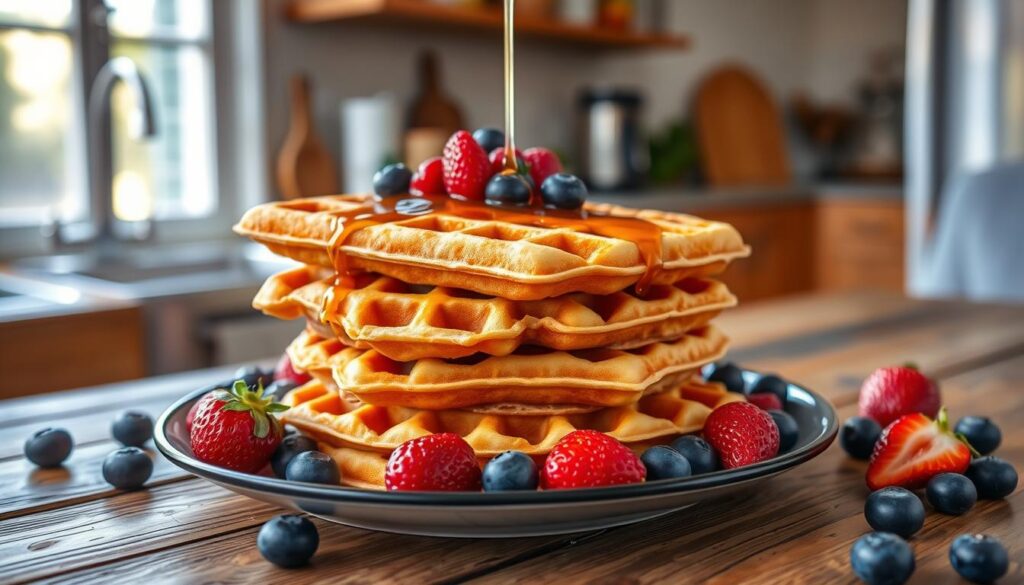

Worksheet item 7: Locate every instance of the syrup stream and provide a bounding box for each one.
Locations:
[502,0,518,174]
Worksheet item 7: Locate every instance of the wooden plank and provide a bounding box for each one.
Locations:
[3,295,1023,584]
[466,355,1024,584]
[0,442,187,520]
[1,479,573,585]
[0,364,241,428]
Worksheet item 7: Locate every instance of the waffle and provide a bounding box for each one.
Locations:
[282,378,743,489]
[255,265,737,361]
[285,326,729,410]
[234,194,750,300]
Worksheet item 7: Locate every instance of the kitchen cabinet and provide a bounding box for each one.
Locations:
[815,198,905,293]
[690,190,905,303]
[0,306,145,399]
[698,203,817,302]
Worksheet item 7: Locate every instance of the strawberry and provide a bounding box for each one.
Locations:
[442,130,491,200]
[274,353,311,385]
[409,156,445,195]
[859,365,941,427]
[186,392,215,432]
[523,147,563,187]
[190,380,289,473]
[540,430,646,489]
[747,392,782,411]
[487,146,527,176]
[385,433,482,491]
[866,408,971,491]
[703,402,780,469]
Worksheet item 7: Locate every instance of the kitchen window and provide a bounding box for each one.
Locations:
[0,0,265,254]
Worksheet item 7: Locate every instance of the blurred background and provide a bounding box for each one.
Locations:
[0,0,1021,397]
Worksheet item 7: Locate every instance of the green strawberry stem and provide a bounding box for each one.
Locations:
[936,406,949,432]
[216,379,290,439]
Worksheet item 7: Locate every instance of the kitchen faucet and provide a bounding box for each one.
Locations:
[46,56,158,250]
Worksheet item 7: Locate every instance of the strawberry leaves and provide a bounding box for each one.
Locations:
[217,379,290,439]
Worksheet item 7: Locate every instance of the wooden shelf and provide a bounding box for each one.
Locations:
[286,0,690,50]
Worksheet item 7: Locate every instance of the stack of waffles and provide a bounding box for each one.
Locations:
[235,194,750,489]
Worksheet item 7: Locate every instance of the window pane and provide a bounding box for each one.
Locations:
[108,0,208,41]
[0,29,85,226]
[110,42,215,221]
[0,0,72,29]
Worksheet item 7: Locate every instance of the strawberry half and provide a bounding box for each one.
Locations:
[442,130,491,200]
[866,408,971,491]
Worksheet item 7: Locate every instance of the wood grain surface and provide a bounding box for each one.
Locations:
[1,293,1021,584]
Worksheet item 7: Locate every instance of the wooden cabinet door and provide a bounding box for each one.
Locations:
[815,199,905,292]
[698,204,816,302]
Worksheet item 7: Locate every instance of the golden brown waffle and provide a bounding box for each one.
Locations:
[255,265,737,361]
[234,194,750,300]
[282,378,743,489]
[286,326,729,410]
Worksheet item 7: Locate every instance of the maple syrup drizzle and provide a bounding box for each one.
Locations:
[318,0,666,324]
[318,196,665,325]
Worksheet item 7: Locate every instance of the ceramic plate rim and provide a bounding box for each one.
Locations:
[154,371,837,507]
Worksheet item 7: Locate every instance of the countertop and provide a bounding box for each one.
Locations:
[1,291,1020,584]
[591,181,903,212]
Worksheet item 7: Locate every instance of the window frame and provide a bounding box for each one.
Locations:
[0,0,268,258]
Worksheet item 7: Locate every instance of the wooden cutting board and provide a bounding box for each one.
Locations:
[694,64,791,187]
[276,74,339,199]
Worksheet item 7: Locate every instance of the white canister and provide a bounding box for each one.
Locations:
[341,94,398,194]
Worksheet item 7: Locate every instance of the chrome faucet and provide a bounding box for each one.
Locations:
[46,56,158,249]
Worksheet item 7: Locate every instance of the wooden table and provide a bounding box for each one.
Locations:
[2,292,1022,584]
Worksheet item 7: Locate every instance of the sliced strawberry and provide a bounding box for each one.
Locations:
[866,408,971,491]
[442,130,491,200]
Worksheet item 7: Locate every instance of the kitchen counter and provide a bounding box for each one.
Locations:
[1,291,1020,583]
[591,181,902,212]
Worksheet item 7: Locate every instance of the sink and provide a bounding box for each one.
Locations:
[10,241,295,299]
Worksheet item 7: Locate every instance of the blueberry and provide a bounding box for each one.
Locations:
[372,163,413,197]
[24,428,73,468]
[482,451,538,491]
[257,514,319,568]
[949,534,1008,584]
[102,447,154,490]
[271,435,319,479]
[267,379,300,401]
[706,362,746,393]
[472,127,505,153]
[954,416,1001,456]
[669,435,720,474]
[749,374,788,406]
[640,446,692,480]
[285,450,340,485]
[926,473,977,515]
[234,366,271,388]
[485,173,531,206]
[540,173,587,210]
[111,410,154,447]
[850,532,915,585]
[964,456,1018,499]
[841,417,883,460]
[864,487,925,538]
[769,410,799,453]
